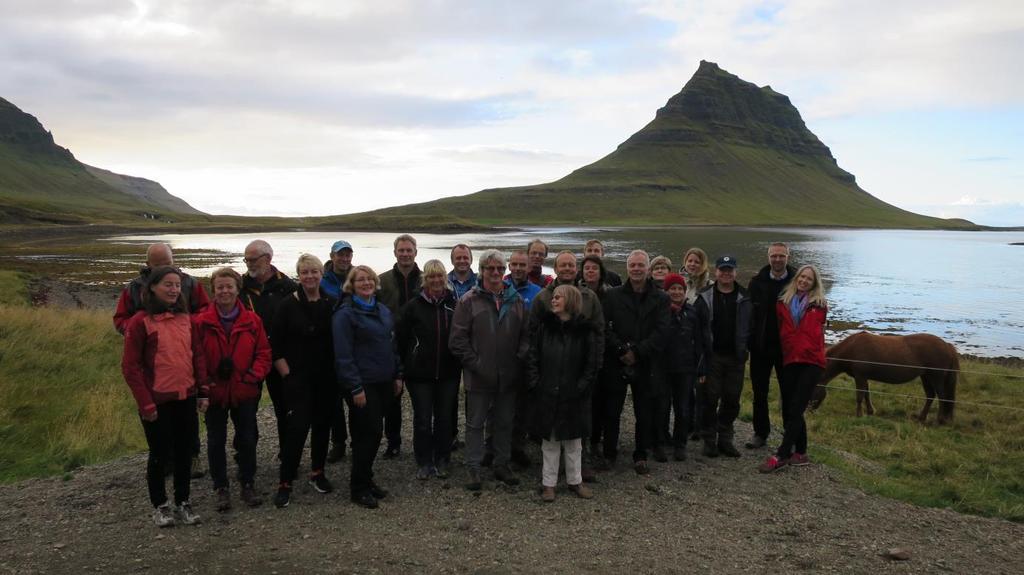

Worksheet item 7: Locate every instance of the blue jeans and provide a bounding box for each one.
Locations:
[205,399,259,489]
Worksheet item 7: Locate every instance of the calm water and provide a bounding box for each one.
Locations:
[105,227,1024,357]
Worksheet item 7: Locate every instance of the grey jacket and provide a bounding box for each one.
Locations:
[695,283,752,361]
[448,284,530,393]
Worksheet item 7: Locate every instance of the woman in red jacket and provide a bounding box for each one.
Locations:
[758,265,827,473]
[121,266,208,527]
[195,267,272,511]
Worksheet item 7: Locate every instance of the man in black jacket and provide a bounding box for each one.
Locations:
[601,250,670,475]
[241,239,298,457]
[745,243,796,449]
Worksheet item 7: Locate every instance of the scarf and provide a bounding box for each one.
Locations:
[217,302,241,335]
[352,295,377,311]
[790,292,809,325]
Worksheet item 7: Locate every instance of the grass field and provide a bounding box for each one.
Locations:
[0,269,1021,521]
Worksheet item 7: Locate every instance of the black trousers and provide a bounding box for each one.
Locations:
[265,370,288,454]
[699,353,747,442]
[279,374,337,483]
[749,350,784,440]
[141,397,195,507]
[589,372,607,448]
[603,377,658,462]
[205,399,259,489]
[329,392,353,449]
[348,382,394,496]
[407,378,460,467]
[656,372,695,448]
[384,393,403,449]
[777,364,823,458]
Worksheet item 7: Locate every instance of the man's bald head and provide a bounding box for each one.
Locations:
[146,243,174,268]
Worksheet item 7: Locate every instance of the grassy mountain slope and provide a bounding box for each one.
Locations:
[365,61,973,229]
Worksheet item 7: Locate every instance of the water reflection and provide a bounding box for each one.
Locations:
[104,227,1024,357]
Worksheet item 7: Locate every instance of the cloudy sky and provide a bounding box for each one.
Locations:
[2,0,1021,225]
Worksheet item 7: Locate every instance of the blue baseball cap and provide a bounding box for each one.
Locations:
[715,255,737,269]
[331,240,353,253]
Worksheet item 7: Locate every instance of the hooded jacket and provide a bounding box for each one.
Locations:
[333,297,401,396]
[527,312,600,440]
[396,289,461,382]
[113,269,210,335]
[121,311,207,417]
[448,284,530,393]
[195,302,272,407]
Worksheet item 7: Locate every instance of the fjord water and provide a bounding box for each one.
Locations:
[108,227,1024,357]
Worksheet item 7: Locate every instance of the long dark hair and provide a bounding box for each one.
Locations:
[143,265,189,314]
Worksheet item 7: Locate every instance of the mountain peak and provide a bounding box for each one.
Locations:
[0,97,75,163]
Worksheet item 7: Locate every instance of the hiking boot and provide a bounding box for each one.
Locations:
[309,472,333,494]
[326,444,346,463]
[189,455,205,479]
[351,492,378,509]
[416,465,433,480]
[152,503,175,528]
[368,481,388,499]
[435,462,450,479]
[744,435,767,449]
[215,487,232,512]
[494,465,520,486]
[718,440,741,458]
[174,501,201,525]
[466,468,483,492]
[652,446,668,463]
[382,444,400,460]
[240,484,262,507]
[510,449,532,468]
[568,483,594,499]
[634,460,650,475]
[541,486,556,503]
[788,452,811,467]
[702,441,719,458]
[758,455,788,474]
[673,446,688,461]
[274,483,292,508]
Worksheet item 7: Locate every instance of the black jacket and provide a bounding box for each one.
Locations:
[270,289,337,384]
[242,267,298,336]
[695,283,752,361]
[601,278,671,391]
[395,290,460,382]
[527,313,599,440]
[748,264,796,354]
[661,301,707,376]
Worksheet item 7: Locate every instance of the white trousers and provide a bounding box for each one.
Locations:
[541,437,583,487]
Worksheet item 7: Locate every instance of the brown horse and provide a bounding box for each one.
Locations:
[809,332,959,424]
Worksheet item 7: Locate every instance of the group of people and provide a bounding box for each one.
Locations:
[117,235,828,526]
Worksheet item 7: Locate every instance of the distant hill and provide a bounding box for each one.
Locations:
[363,61,974,229]
[0,96,204,225]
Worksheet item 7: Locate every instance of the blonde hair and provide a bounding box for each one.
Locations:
[553,284,582,317]
[422,259,447,277]
[295,253,323,274]
[682,247,709,286]
[343,265,380,294]
[779,265,827,308]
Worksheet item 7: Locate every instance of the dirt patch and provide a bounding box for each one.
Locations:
[0,405,1021,574]
[27,276,120,310]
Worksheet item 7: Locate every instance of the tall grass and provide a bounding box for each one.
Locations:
[0,304,145,481]
[739,363,1024,522]
[0,271,29,306]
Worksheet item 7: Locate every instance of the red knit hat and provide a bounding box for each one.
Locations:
[663,273,687,291]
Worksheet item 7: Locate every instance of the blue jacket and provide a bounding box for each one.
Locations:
[505,278,541,311]
[320,262,347,299]
[448,270,478,301]
[332,299,400,395]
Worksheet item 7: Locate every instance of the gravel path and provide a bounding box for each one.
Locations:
[1,404,1021,575]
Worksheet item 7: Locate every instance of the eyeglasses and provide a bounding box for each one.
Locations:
[482,265,506,273]
[243,254,268,265]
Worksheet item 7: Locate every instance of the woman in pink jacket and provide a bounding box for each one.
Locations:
[121,266,208,527]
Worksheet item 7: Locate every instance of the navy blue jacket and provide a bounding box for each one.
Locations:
[332,299,401,396]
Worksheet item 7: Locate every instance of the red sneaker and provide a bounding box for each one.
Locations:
[788,453,810,467]
[757,455,787,474]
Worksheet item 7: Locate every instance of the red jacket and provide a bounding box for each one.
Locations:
[195,302,272,407]
[776,300,827,368]
[113,272,211,335]
[122,311,208,417]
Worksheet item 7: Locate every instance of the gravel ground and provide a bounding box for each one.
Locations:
[1,402,1021,575]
